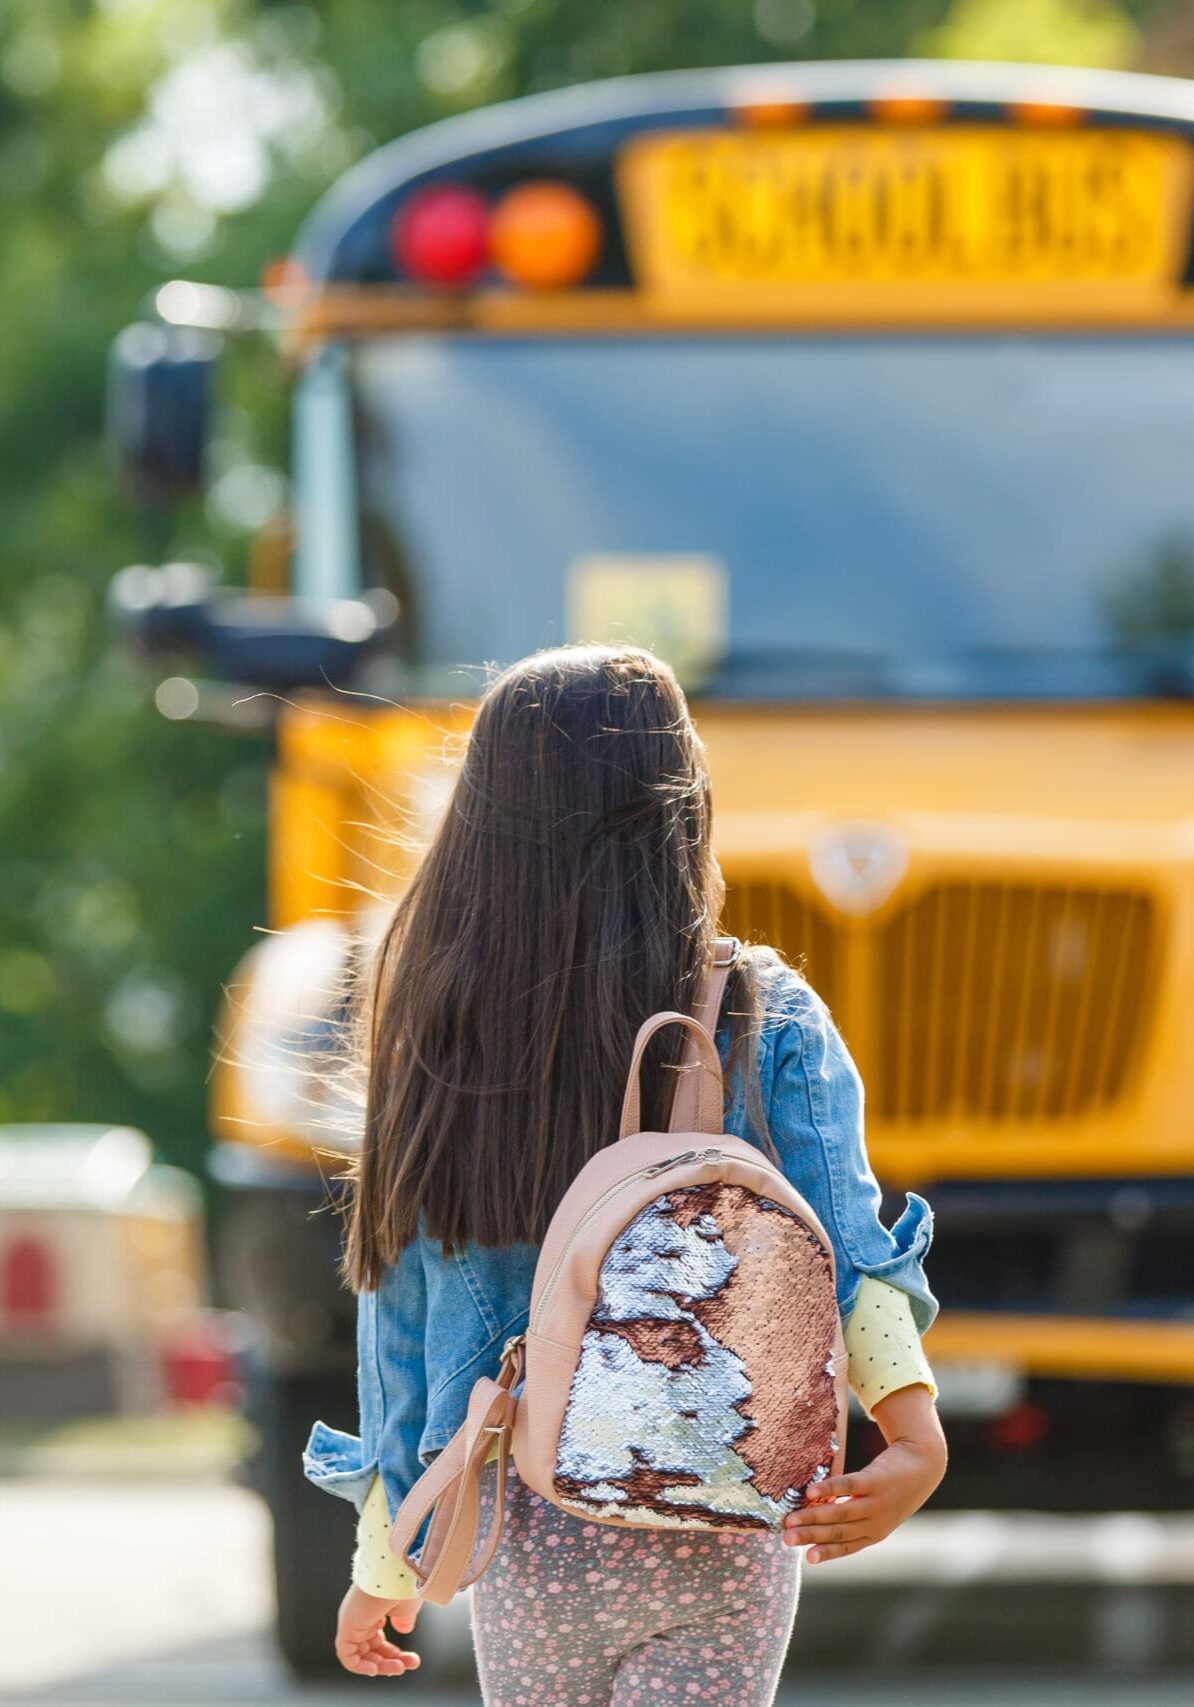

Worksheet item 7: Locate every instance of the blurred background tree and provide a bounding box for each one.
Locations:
[0,0,1184,1176]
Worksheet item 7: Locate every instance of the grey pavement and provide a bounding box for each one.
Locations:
[3,1482,1194,1705]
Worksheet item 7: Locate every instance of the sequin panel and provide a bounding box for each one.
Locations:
[554,1183,839,1529]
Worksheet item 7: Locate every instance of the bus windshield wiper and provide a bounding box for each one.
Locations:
[952,642,1194,700]
[706,644,897,694]
[703,642,1194,701]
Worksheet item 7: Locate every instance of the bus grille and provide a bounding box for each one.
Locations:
[721,879,841,1022]
[722,880,1158,1124]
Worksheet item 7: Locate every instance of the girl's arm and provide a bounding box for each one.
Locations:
[333,1243,430,1674]
[351,1474,419,1600]
[337,1476,422,1678]
[335,1582,421,1679]
[843,1275,937,1417]
[781,1381,947,1561]
[763,975,946,1557]
[781,1275,945,1560]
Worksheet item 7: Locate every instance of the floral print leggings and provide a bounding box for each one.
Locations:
[471,1463,802,1707]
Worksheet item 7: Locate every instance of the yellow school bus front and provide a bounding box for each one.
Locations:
[201,62,1194,1519]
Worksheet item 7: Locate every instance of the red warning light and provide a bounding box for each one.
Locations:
[392,185,490,288]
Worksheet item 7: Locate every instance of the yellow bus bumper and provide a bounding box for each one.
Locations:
[925,1311,1194,1386]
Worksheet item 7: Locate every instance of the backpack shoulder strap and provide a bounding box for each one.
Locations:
[691,935,739,1036]
[668,935,739,1134]
[387,1338,524,1607]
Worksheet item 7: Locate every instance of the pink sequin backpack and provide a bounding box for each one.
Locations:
[389,937,847,1603]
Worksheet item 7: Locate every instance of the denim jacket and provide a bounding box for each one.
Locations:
[303,955,937,1518]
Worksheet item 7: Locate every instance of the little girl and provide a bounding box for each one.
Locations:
[304,644,946,1705]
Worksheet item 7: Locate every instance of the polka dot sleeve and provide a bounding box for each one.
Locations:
[843,1275,938,1419]
[352,1474,418,1601]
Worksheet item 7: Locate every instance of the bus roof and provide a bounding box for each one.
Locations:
[293,59,1194,287]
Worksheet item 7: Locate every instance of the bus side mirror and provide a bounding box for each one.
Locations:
[109,563,398,689]
[107,322,222,504]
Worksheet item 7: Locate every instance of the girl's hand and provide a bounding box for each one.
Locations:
[335,1583,422,1677]
[782,1383,947,1564]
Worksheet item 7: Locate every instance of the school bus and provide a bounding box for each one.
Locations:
[109,60,1194,1673]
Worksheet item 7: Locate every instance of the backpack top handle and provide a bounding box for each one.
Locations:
[617,936,739,1140]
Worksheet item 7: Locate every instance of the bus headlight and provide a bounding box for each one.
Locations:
[212,919,368,1153]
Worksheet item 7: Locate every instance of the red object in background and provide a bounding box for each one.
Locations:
[2,1235,57,1324]
[987,1400,1050,1452]
[392,185,490,286]
[160,1314,241,1408]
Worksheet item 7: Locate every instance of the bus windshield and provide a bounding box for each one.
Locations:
[353,333,1194,700]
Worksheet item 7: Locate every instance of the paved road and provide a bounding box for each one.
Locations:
[3,1483,1194,1706]
[12,1655,1194,1707]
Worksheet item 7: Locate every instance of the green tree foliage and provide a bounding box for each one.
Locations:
[0,0,1171,1173]
[920,0,1140,65]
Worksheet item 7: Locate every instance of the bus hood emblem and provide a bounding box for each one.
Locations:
[808,824,909,916]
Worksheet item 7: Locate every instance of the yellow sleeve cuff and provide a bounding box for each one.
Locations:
[352,1474,419,1602]
[844,1275,938,1419]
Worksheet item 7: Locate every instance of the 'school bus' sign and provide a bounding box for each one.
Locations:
[620,127,1194,300]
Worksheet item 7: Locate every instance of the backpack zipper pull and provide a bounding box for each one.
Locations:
[643,1147,723,1178]
[644,1149,699,1176]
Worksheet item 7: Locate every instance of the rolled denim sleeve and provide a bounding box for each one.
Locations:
[302,1237,428,1519]
[766,979,938,1334]
[359,1239,428,1517]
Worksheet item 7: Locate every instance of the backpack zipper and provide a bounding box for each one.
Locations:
[531,1148,723,1335]
[644,1147,723,1176]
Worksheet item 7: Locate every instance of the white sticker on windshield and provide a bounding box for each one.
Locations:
[565,554,727,689]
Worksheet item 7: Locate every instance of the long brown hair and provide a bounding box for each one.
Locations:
[344,644,771,1291]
